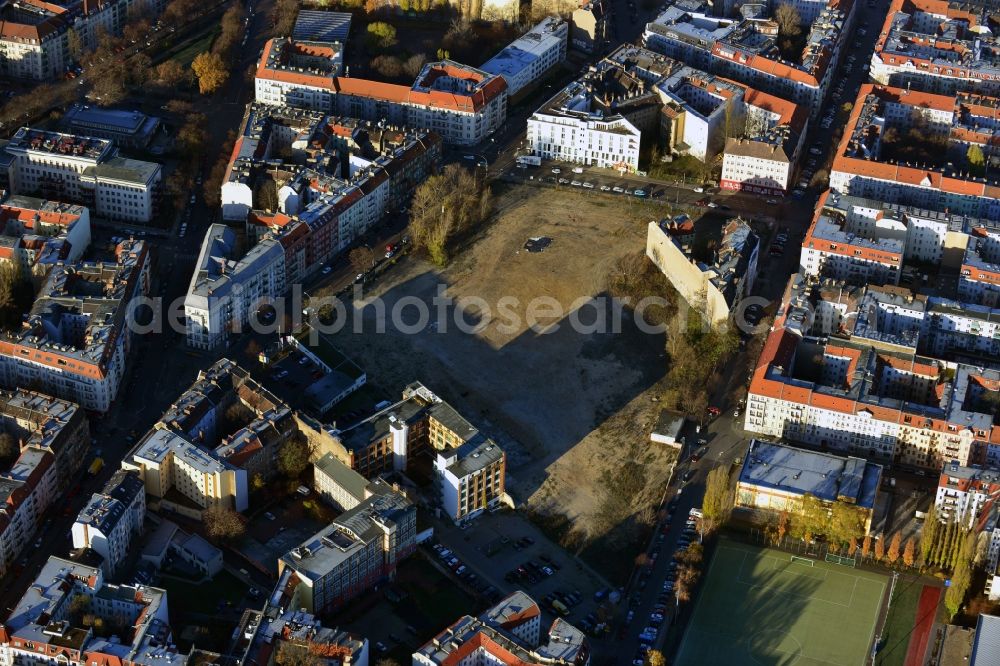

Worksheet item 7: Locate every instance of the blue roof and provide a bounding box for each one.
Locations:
[738,439,882,509]
[481,46,540,80]
[972,614,1000,666]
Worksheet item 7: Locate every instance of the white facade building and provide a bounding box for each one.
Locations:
[934,461,1000,529]
[72,470,145,577]
[480,17,567,98]
[1,128,161,223]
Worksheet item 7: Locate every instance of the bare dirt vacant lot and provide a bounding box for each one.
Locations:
[327,184,677,558]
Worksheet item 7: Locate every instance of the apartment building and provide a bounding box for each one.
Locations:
[643,0,855,117]
[232,605,368,666]
[123,428,248,519]
[314,452,381,512]
[315,382,508,521]
[123,358,293,518]
[0,194,91,270]
[871,0,1000,97]
[830,85,1000,221]
[72,470,145,577]
[435,438,506,524]
[745,275,1000,470]
[1,128,162,223]
[0,389,88,484]
[279,483,415,613]
[961,226,1000,307]
[570,0,609,54]
[736,439,882,534]
[0,0,165,81]
[720,90,808,196]
[935,460,1000,528]
[414,594,589,666]
[646,217,759,325]
[184,225,286,351]
[255,39,507,146]
[480,17,567,98]
[527,46,678,170]
[0,239,149,412]
[0,556,188,666]
[0,448,55,578]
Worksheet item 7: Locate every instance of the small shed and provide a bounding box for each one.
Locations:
[651,409,686,447]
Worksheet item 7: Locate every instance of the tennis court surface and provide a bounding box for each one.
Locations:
[675,539,888,666]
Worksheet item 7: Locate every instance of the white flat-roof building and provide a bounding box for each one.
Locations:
[2,128,161,223]
[480,17,567,98]
[72,470,145,577]
[279,484,415,613]
[527,46,675,170]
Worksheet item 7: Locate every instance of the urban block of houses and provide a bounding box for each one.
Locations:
[830,85,1000,221]
[527,45,677,171]
[232,606,368,666]
[186,108,441,350]
[277,477,415,613]
[413,591,590,665]
[122,358,295,519]
[526,43,808,191]
[871,0,1000,97]
[0,128,163,223]
[0,0,165,81]
[735,438,883,534]
[71,469,145,578]
[255,39,507,146]
[0,193,91,270]
[645,216,759,325]
[0,238,150,412]
[304,381,507,523]
[745,273,1000,471]
[480,17,567,99]
[0,389,88,577]
[642,0,856,118]
[799,189,1000,308]
[0,555,195,666]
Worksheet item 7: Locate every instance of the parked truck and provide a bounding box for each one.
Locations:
[516,155,542,167]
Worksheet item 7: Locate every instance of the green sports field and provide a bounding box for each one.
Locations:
[675,539,888,666]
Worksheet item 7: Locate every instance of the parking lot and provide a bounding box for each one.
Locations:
[429,511,616,636]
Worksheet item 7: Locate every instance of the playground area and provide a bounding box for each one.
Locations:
[675,539,889,666]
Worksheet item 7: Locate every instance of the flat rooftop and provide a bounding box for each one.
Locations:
[739,439,882,509]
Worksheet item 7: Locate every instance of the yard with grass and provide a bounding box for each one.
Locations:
[162,570,248,617]
[170,27,220,68]
[676,540,888,666]
[394,556,479,631]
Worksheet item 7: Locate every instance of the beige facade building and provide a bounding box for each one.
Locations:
[645,218,759,326]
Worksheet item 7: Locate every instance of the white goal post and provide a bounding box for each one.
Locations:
[790,556,815,567]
